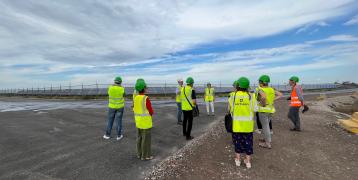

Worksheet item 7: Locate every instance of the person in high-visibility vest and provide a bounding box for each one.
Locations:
[132,78,143,107]
[204,82,215,116]
[133,79,154,160]
[228,80,238,113]
[103,76,126,140]
[181,77,197,140]
[287,76,304,131]
[255,75,282,149]
[175,79,184,125]
[231,77,257,169]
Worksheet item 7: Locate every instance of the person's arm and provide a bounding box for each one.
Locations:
[146,97,154,116]
[274,89,283,100]
[175,87,180,95]
[192,90,197,105]
[296,86,304,103]
[258,89,266,106]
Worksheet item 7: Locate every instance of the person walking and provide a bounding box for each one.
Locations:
[176,79,184,125]
[133,79,154,160]
[231,77,257,169]
[255,75,282,149]
[204,82,215,116]
[287,76,304,131]
[103,76,125,140]
[181,77,197,140]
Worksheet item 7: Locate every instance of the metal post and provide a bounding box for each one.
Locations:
[82,83,84,96]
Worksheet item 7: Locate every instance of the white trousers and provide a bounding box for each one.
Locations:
[206,101,215,114]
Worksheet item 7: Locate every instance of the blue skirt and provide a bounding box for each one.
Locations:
[232,132,253,155]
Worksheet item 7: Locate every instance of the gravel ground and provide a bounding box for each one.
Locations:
[146,92,358,180]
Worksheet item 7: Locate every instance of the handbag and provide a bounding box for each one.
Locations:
[224,92,237,133]
[183,87,199,117]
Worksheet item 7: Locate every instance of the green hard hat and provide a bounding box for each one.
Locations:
[232,80,238,87]
[186,77,194,84]
[238,77,250,88]
[259,75,270,83]
[114,76,122,83]
[135,79,147,91]
[289,76,299,83]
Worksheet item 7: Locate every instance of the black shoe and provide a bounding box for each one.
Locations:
[186,136,194,140]
[183,133,186,137]
[177,121,183,125]
[290,128,296,131]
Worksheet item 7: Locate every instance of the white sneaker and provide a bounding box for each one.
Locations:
[116,135,123,141]
[235,159,241,167]
[255,129,262,134]
[270,130,274,135]
[103,135,110,140]
[245,162,252,169]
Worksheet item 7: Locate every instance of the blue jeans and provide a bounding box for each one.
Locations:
[177,102,182,123]
[105,108,124,137]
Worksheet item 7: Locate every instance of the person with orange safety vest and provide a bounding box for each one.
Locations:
[287,76,304,131]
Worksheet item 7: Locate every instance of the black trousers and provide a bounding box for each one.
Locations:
[183,110,193,138]
[256,112,272,130]
[288,107,301,130]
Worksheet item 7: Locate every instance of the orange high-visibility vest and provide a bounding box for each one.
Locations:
[290,85,302,107]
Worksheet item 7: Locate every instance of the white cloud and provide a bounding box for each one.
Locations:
[344,15,358,25]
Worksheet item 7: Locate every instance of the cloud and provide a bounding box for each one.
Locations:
[344,15,358,25]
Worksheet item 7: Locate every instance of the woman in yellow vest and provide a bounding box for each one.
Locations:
[256,75,282,149]
[181,77,197,140]
[133,79,154,160]
[132,78,143,107]
[103,76,125,140]
[205,82,215,116]
[175,79,184,125]
[231,77,257,169]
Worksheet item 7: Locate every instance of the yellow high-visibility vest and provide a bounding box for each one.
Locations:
[204,87,215,102]
[176,86,182,103]
[108,85,125,109]
[228,91,235,113]
[133,95,152,129]
[181,86,193,111]
[256,87,276,113]
[232,91,257,133]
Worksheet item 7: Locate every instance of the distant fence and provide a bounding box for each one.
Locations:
[0,83,338,96]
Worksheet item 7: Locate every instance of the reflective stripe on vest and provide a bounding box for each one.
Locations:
[133,95,152,129]
[257,87,276,113]
[181,86,193,111]
[232,91,256,133]
[108,85,125,109]
[204,88,214,102]
[290,85,302,107]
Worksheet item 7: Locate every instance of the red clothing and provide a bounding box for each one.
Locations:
[139,93,154,116]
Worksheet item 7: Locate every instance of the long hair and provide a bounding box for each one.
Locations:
[236,87,251,100]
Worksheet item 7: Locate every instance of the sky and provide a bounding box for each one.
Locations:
[0,0,357,88]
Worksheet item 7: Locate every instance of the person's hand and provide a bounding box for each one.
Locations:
[286,97,291,101]
[302,105,309,113]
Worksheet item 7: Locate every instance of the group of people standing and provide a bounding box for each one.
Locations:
[101,75,305,166]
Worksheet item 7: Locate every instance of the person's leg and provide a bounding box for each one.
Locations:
[182,110,188,136]
[137,129,142,158]
[115,108,124,137]
[186,110,194,139]
[256,112,262,129]
[269,119,272,130]
[206,101,210,115]
[105,108,116,136]
[294,107,301,130]
[210,102,215,115]
[177,103,182,123]
[143,128,152,159]
[288,107,297,129]
[244,133,253,168]
[259,113,271,147]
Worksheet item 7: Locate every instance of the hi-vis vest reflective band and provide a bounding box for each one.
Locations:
[232,91,257,133]
[256,87,276,113]
[290,85,303,107]
[108,85,125,109]
[181,86,193,111]
[205,88,215,102]
[133,95,152,129]
[176,86,182,103]
[132,89,138,102]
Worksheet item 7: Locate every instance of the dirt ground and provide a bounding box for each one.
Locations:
[146,92,358,180]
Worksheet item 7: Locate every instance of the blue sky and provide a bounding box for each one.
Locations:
[0,0,357,88]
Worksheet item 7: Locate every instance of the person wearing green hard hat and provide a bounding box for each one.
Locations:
[204,82,215,116]
[132,78,145,107]
[288,76,306,131]
[103,76,126,141]
[133,78,154,160]
[181,76,197,140]
[228,80,238,113]
[255,75,283,149]
[230,77,257,169]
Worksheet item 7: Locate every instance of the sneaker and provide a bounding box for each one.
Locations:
[103,135,110,140]
[270,130,274,135]
[255,129,262,134]
[211,113,215,116]
[177,121,183,125]
[245,162,252,169]
[235,159,241,167]
[116,135,123,141]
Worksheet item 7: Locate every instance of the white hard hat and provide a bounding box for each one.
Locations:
[177,79,183,82]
